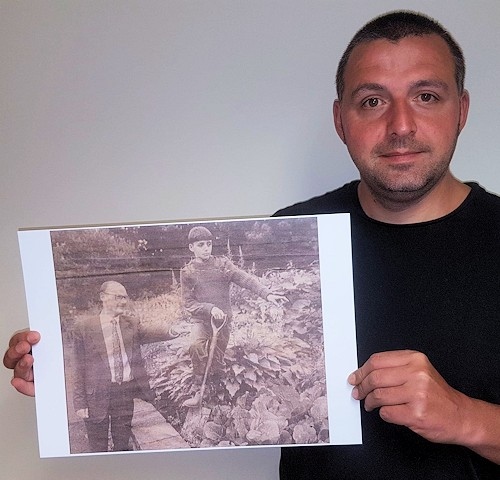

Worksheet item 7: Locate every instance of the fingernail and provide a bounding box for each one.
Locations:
[347,373,356,385]
[351,387,359,400]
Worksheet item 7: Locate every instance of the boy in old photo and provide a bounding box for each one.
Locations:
[180,226,287,407]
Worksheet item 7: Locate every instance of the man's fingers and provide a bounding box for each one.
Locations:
[8,330,40,348]
[4,331,41,369]
[354,365,411,399]
[4,341,31,369]
[362,384,411,411]
[378,404,410,425]
[11,377,35,397]
[25,331,41,345]
[348,350,420,386]
[9,349,36,397]
[348,360,375,388]
[349,352,423,401]
[13,354,34,379]
[4,345,25,369]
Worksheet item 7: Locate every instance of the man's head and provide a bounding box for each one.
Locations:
[336,11,465,101]
[99,281,129,316]
[188,226,213,261]
[333,11,470,212]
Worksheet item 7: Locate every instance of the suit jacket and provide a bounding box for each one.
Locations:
[72,314,172,422]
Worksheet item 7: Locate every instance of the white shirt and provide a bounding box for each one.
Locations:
[100,313,133,383]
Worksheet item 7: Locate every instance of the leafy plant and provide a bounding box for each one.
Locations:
[140,262,329,446]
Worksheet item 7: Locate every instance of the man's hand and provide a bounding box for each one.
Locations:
[348,350,500,464]
[348,350,469,444]
[3,330,40,397]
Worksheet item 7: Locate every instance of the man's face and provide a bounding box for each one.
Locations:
[100,283,129,317]
[189,240,213,260]
[334,34,469,205]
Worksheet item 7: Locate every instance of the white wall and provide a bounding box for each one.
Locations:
[1,1,499,479]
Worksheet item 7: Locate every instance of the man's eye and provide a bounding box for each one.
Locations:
[419,93,437,102]
[362,98,380,108]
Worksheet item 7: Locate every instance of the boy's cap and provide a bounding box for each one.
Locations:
[188,226,213,242]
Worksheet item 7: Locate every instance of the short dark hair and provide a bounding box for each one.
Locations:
[336,11,465,100]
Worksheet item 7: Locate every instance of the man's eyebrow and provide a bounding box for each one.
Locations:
[350,83,385,99]
[409,79,449,91]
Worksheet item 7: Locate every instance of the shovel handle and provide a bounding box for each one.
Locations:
[211,314,227,334]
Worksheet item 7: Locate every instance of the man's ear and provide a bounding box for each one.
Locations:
[458,89,470,134]
[333,100,346,144]
[188,243,194,253]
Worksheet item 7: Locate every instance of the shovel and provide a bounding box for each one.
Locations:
[183,314,227,409]
[197,314,227,411]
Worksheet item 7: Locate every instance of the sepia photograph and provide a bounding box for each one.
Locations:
[19,214,360,457]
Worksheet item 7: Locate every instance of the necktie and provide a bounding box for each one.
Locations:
[111,318,124,384]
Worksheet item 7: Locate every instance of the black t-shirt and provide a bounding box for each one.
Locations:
[276,181,500,479]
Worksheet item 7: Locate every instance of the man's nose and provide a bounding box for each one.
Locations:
[387,100,417,137]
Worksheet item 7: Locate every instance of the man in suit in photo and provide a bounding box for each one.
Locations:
[72,280,174,452]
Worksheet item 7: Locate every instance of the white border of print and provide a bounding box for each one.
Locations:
[18,213,361,458]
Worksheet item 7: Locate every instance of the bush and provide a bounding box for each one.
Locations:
[142,263,329,447]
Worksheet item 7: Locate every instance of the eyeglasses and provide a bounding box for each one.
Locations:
[103,293,128,301]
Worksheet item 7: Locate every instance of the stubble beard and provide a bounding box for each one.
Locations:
[355,131,460,210]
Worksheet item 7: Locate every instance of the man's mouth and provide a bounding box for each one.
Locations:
[379,150,425,163]
[381,150,421,157]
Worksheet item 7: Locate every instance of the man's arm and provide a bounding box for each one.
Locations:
[3,330,40,397]
[130,314,180,344]
[349,350,500,465]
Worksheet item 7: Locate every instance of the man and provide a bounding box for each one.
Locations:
[274,11,500,478]
[72,281,174,452]
[180,225,286,407]
[4,9,500,478]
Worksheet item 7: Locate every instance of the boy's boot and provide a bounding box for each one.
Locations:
[182,374,203,408]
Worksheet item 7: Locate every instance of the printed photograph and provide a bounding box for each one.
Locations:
[50,217,329,453]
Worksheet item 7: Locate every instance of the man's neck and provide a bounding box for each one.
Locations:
[101,309,120,319]
[357,173,471,224]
